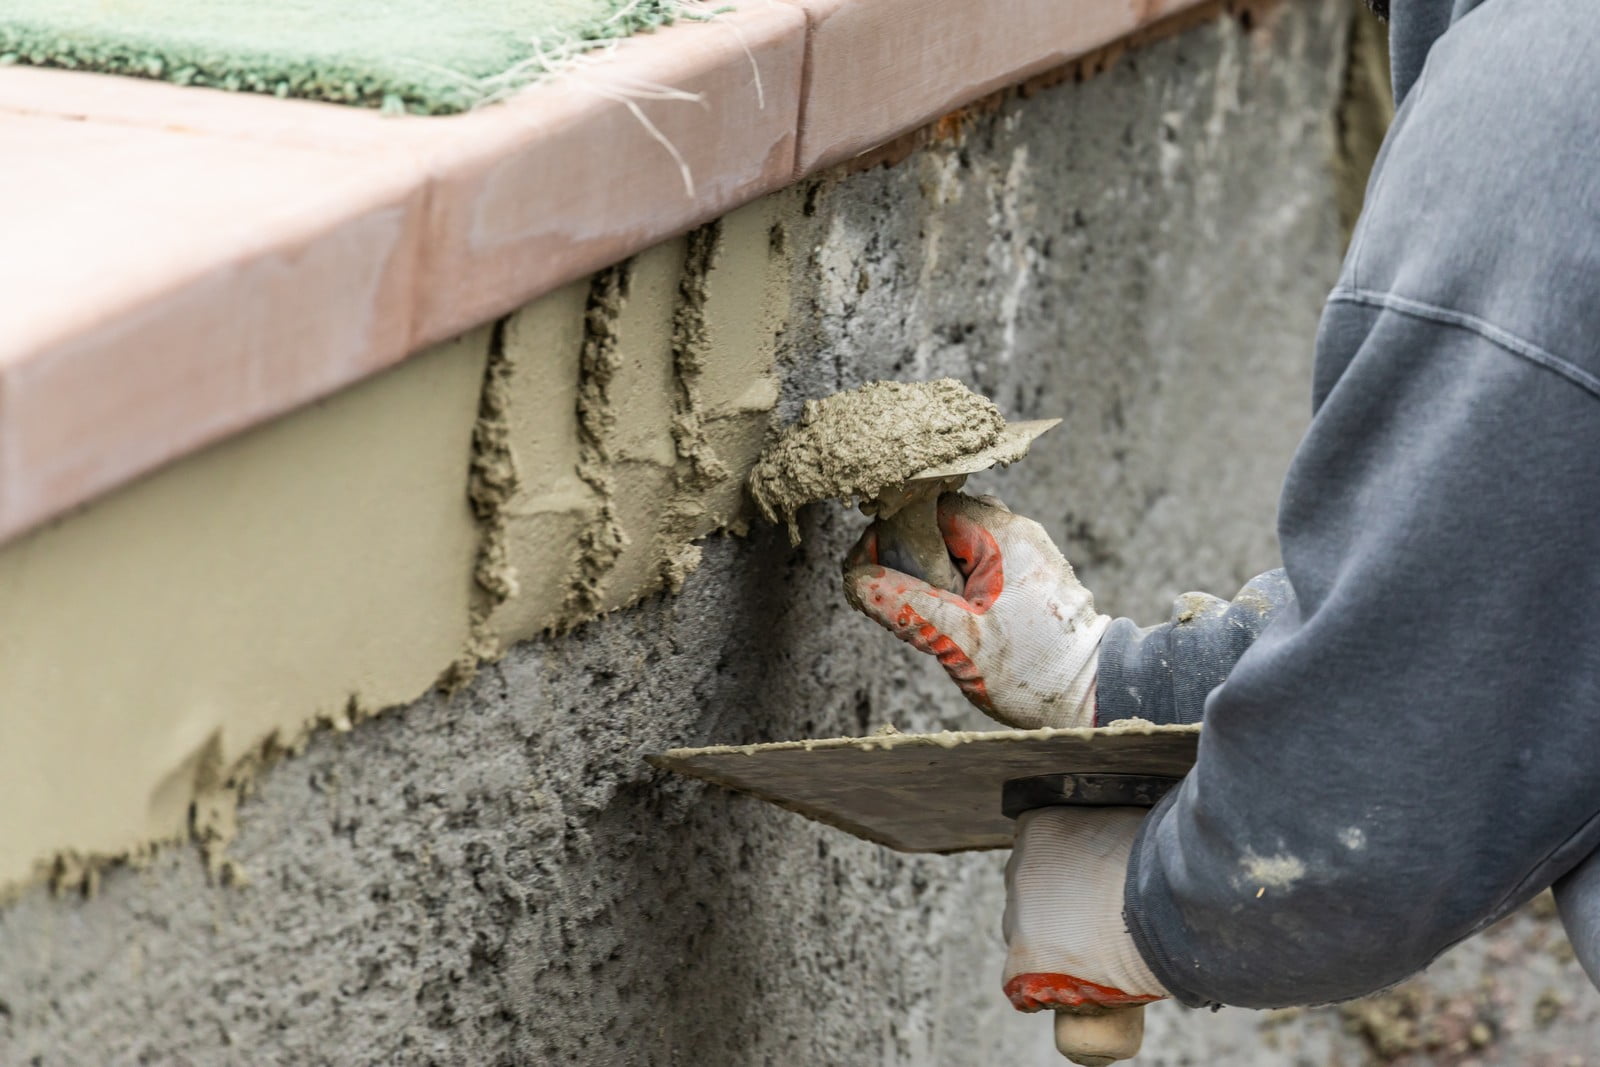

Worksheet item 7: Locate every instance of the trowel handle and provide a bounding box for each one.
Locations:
[875,489,964,595]
[1001,774,1182,1066]
[1054,1004,1145,1066]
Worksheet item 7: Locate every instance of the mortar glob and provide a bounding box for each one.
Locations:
[746,377,1059,594]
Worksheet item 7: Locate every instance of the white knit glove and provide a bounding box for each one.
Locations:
[843,493,1109,729]
[1003,807,1166,1011]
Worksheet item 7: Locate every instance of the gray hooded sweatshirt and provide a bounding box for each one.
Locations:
[1099,0,1600,1009]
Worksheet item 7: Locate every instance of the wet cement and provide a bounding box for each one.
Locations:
[748,378,1005,543]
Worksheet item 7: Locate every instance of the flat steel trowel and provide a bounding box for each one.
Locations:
[649,723,1200,1064]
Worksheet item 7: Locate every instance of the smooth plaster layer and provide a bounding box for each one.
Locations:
[0,331,487,890]
[7,3,1596,1063]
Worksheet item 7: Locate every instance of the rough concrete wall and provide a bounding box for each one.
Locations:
[4,3,1595,1064]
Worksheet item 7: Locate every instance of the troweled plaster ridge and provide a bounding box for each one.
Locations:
[446,321,523,693]
[569,263,632,622]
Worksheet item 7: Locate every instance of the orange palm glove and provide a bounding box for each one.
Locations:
[842,493,1109,729]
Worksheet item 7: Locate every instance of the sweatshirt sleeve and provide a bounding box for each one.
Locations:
[1094,570,1294,727]
[1106,10,1600,1007]
[1114,306,1600,1010]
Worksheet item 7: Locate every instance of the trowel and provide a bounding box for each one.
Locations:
[650,725,1197,1066]
[655,381,1194,1064]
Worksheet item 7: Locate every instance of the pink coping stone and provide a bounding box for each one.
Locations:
[783,0,1209,175]
[0,109,429,543]
[409,0,807,349]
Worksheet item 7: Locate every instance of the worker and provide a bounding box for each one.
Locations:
[843,0,1600,1022]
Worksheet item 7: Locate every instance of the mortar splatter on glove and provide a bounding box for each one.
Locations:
[1004,807,1166,1012]
[842,492,1109,730]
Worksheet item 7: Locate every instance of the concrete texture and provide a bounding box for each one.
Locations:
[6,2,1597,1063]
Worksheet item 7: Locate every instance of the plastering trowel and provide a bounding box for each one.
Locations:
[654,380,1191,1064]
[649,724,1199,1065]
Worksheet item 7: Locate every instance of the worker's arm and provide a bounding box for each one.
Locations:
[1122,309,1600,1008]
[851,318,1600,1012]
[1121,2,1600,1007]
[1092,569,1292,726]
[849,3,1600,1014]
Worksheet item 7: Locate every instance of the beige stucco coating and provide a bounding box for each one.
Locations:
[0,195,795,895]
[0,330,488,890]
[483,193,791,647]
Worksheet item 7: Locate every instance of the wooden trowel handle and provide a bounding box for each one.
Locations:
[874,488,964,595]
[1054,1004,1145,1066]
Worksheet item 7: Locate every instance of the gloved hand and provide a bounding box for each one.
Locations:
[842,493,1109,729]
[1003,807,1166,1012]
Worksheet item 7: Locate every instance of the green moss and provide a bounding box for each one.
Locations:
[0,0,676,114]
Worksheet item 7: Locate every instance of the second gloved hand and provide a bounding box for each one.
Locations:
[842,492,1109,730]
[1004,807,1167,1013]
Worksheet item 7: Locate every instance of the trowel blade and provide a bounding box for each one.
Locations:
[907,418,1062,482]
[648,722,1199,853]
